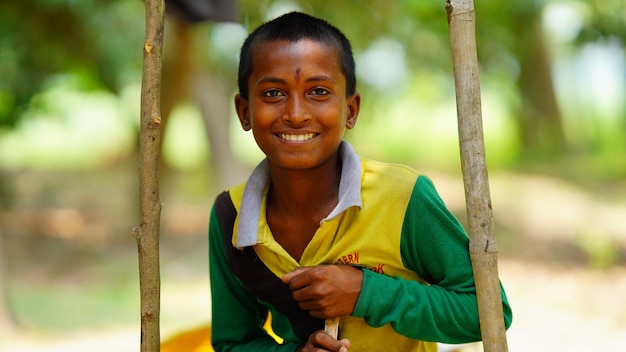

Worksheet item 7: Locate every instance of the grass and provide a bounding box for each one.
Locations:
[8,279,139,331]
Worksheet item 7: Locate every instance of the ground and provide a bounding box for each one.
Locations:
[0,162,625,351]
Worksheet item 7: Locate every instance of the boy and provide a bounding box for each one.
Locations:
[209,11,512,352]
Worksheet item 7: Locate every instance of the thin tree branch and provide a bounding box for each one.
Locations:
[135,0,165,351]
[446,1,509,351]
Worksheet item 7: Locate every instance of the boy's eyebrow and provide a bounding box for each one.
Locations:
[256,75,336,86]
[256,77,286,86]
[306,75,336,84]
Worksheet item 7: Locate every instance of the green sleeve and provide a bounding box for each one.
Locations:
[209,203,302,352]
[352,176,512,343]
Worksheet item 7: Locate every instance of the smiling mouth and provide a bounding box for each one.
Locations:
[278,133,316,142]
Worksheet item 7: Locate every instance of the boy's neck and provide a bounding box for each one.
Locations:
[267,159,342,217]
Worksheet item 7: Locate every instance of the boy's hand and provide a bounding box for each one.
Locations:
[282,265,363,319]
[298,330,351,352]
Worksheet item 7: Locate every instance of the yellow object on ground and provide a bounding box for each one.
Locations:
[160,325,214,352]
[160,314,282,351]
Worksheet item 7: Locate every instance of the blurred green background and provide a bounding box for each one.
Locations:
[1,0,625,351]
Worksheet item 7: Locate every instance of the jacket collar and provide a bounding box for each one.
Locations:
[235,140,362,248]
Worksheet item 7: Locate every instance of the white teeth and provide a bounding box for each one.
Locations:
[279,133,314,141]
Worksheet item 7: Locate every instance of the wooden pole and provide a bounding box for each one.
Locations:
[445,1,508,351]
[133,0,165,351]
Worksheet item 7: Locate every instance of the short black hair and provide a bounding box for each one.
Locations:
[237,11,356,99]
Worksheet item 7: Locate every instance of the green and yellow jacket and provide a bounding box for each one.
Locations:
[209,141,512,352]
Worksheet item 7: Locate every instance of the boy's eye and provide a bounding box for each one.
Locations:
[263,89,284,98]
[310,88,329,96]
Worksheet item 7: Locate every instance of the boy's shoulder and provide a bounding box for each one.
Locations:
[223,182,246,211]
[362,158,421,180]
[361,158,424,193]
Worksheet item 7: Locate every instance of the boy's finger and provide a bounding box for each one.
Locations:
[281,266,311,284]
[339,338,351,349]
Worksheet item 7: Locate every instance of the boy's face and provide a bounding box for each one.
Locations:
[235,39,360,171]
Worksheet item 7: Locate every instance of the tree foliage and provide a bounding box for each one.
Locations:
[0,0,624,162]
[0,0,144,127]
[578,0,626,43]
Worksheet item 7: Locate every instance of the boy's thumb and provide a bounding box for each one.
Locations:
[281,266,310,283]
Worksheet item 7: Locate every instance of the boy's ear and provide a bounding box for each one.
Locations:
[346,92,361,129]
[234,94,252,131]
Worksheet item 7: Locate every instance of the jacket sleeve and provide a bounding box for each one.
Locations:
[352,176,512,343]
[209,195,302,352]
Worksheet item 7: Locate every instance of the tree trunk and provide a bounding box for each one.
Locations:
[515,7,565,155]
[191,71,249,188]
[160,15,192,164]
[159,16,248,188]
[134,0,165,351]
[446,1,508,351]
[0,231,17,336]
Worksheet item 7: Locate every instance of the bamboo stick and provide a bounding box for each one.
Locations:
[133,0,165,351]
[445,1,508,351]
[325,317,339,338]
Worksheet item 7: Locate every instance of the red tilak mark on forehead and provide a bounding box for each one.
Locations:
[295,68,301,83]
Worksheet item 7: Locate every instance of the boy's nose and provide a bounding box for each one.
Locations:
[283,96,311,125]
